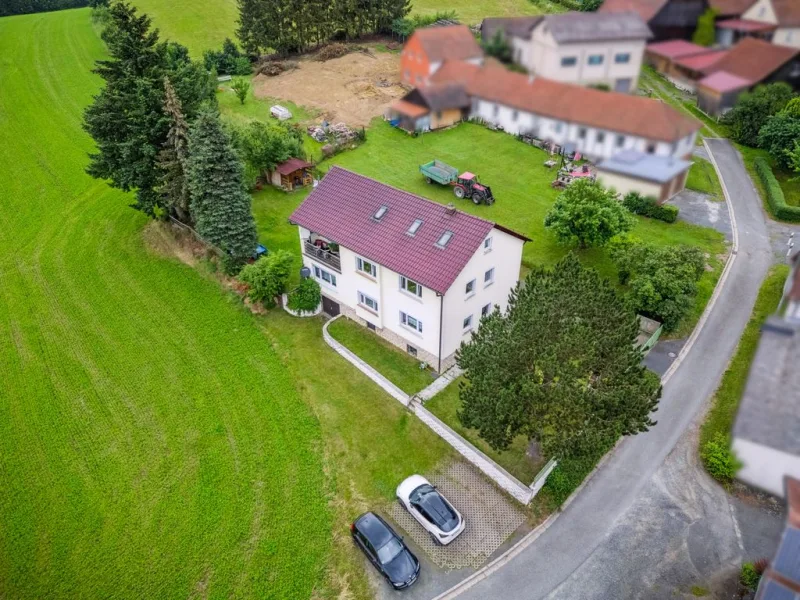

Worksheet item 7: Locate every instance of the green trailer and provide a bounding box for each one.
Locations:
[419,160,459,185]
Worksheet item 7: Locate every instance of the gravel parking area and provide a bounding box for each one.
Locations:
[387,461,526,570]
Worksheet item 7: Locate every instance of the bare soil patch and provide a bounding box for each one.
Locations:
[253,45,406,128]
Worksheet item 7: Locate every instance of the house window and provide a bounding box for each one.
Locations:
[597,132,605,143]
[356,257,377,277]
[578,127,587,139]
[561,56,577,67]
[407,345,418,357]
[463,315,473,330]
[465,279,476,295]
[400,311,423,333]
[614,53,631,64]
[587,55,604,66]
[404,69,410,80]
[367,322,376,331]
[481,303,491,317]
[512,110,519,121]
[400,275,423,297]
[555,122,564,133]
[616,134,625,147]
[313,265,337,287]
[646,143,656,154]
[484,237,493,252]
[484,268,495,285]
[358,291,379,312]
[493,104,499,117]
[436,110,442,120]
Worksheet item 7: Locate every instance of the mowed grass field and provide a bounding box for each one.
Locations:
[0,10,332,598]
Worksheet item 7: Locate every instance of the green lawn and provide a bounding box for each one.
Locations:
[687,156,723,201]
[0,9,456,600]
[699,265,790,452]
[425,378,545,483]
[327,317,437,395]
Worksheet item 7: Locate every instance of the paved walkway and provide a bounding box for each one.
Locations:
[436,139,777,600]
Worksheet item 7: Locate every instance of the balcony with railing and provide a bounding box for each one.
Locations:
[303,238,341,272]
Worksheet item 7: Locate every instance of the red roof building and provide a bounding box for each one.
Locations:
[400,25,483,87]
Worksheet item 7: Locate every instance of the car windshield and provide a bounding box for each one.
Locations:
[411,485,459,532]
[376,537,404,565]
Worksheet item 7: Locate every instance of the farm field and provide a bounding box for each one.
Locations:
[0,9,461,600]
[130,0,560,57]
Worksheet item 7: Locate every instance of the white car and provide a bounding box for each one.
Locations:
[396,475,465,545]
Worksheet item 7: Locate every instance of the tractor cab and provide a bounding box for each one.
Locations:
[453,172,495,205]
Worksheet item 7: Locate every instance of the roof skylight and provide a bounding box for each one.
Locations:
[407,219,423,235]
[373,205,388,221]
[436,230,454,248]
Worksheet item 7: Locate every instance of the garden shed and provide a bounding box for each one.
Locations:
[596,150,691,203]
[269,158,313,191]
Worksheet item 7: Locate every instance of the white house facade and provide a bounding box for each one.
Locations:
[741,0,800,49]
[290,167,528,372]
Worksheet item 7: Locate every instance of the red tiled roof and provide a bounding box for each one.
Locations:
[773,0,800,27]
[697,70,753,92]
[716,17,777,31]
[390,99,429,118]
[275,158,312,175]
[646,39,709,59]
[703,37,800,82]
[431,60,702,142]
[289,167,528,294]
[599,0,669,22]
[675,49,730,71]
[709,0,756,16]
[410,25,483,64]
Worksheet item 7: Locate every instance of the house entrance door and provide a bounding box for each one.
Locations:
[322,296,340,317]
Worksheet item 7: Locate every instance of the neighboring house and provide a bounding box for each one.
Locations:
[289,166,529,372]
[400,25,483,86]
[645,39,728,90]
[481,12,652,93]
[732,310,800,498]
[596,150,692,202]
[388,84,471,133]
[755,478,800,600]
[716,0,800,48]
[407,60,701,161]
[696,37,800,115]
[599,0,709,40]
[268,158,313,191]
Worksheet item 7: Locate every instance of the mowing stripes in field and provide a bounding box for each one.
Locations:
[0,9,330,599]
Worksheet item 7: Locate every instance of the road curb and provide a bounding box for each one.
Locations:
[430,138,742,600]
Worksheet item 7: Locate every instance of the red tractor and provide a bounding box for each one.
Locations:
[452,172,495,205]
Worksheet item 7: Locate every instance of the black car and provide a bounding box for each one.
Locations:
[351,512,420,589]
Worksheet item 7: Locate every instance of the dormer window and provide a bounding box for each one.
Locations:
[436,231,453,248]
[407,219,423,235]
[373,205,388,221]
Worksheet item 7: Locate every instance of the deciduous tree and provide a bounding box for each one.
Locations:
[692,8,718,47]
[544,179,634,248]
[457,254,661,458]
[231,77,251,105]
[239,250,294,306]
[722,83,794,147]
[186,107,258,274]
[232,120,304,183]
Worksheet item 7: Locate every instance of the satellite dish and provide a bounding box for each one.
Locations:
[300,266,311,279]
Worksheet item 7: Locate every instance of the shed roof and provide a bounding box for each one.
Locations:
[646,39,709,59]
[415,83,471,111]
[599,0,670,22]
[773,0,800,27]
[733,317,800,455]
[709,0,756,16]
[703,37,800,82]
[289,167,528,295]
[697,70,753,92]
[409,25,483,63]
[675,49,729,71]
[481,16,542,42]
[275,158,312,175]
[597,150,692,183]
[543,11,652,43]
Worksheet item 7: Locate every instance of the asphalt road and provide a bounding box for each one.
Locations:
[447,139,777,600]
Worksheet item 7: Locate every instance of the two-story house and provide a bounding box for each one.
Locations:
[716,0,800,49]
[400,24,483,87]
[289,167,529,372]
[482,12,652,93]
[599,0,709,41]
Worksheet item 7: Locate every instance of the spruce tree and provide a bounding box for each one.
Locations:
[457,255,661,459]
[186,107,258,274]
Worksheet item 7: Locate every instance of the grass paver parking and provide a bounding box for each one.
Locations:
[687,156,723,201]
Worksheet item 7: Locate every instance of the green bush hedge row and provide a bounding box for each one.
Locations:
[622,191,679,223]
[754,157,800,222]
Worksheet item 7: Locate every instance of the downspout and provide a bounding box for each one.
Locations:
[437,292,444,373]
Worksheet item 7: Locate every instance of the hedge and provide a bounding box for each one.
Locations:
[622,191,679,223]
[754,157,800,222]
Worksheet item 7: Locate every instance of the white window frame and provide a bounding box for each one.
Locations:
[465,279,476,297]
[484,268,495,287]
[561,56,577,67]
[481,303,491,317]
[587,54,604,66]
[400,275,423,297]
[356,256,377,277]
[463,315,473,330]
[358,291,379,312]
[484,237,493,252]
[614,53,631,64]
[313,264,337,288]
[400,311,423,333]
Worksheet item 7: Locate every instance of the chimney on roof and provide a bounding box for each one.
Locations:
[445,203,457,216]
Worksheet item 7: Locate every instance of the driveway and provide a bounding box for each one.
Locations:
[442,139,780,600]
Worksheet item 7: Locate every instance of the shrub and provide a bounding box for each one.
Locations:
[542,445,610,506]
[238,250,294,307]
[287,278,321,313]
[622,191,679,223]
[203,38,251,76]
[740,562,761,591]
[754,157,800,222]
[701,433,741,483]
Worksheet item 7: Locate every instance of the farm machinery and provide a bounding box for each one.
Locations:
[419,160,495,205]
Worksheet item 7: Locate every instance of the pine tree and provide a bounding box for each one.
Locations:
[457,255,661,459]
[186,107,258,274]
[155,77,191,222]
